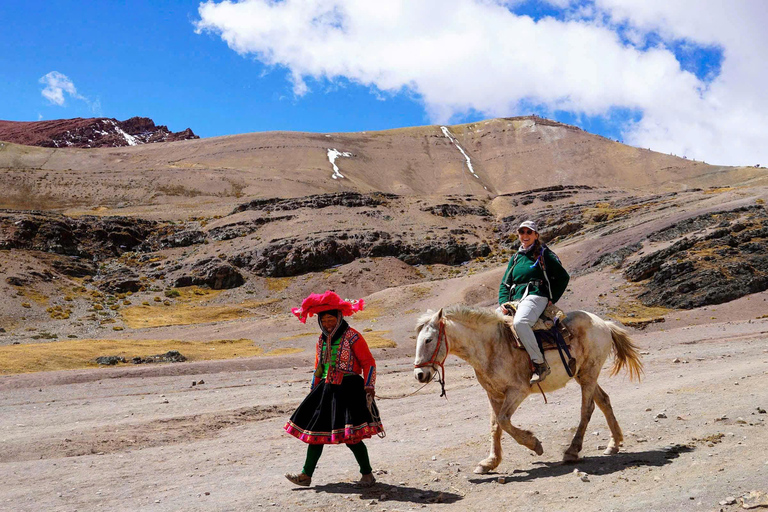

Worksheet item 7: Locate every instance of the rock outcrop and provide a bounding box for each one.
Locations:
[171,257,245,290]
[232,192,397,214]
[229,232,491,277]
[0,117,198,148]
[0,211,156,259]
[624,207,768,308]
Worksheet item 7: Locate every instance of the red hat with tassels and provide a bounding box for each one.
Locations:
[291,290,365,324]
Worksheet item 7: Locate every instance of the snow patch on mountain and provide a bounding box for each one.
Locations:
[440,126,479,179]
[327,149,352,179]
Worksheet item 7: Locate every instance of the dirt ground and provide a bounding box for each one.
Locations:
[1,306,767,512]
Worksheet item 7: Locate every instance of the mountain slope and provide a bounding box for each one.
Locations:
[3,116,765,216]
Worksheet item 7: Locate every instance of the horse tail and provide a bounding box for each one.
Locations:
[606,321,644,381]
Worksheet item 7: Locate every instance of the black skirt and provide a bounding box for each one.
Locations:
[284,374,384,444]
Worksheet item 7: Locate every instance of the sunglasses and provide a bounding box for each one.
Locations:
[517,229,535,235]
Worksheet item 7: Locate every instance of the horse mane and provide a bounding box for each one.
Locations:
[415,311,434,333]
[416,304,515,345]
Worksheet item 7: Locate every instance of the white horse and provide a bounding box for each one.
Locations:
[414,305,642,473]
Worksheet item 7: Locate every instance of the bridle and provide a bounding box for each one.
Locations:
[414,318,448,398]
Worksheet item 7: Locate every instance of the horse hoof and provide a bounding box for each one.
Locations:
[603,446,620,455]
[533,440,544,456]
[474,465,490,474]
[562,452,579,463]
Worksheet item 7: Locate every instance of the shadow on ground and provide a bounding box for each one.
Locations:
[469,445,694,485]
[305,481,462,504]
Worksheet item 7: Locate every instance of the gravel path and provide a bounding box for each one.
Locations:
[1,317,767,511]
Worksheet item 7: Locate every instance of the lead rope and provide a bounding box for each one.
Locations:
[368,321,447,438]
[366,393,386,438]
[537,383,547,404]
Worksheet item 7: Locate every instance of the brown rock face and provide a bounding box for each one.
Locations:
[0,117,198,148]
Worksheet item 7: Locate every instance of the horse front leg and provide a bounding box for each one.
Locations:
[496,389,543,456]
[594,384,623,455]
[564,374,598,462]
[474,399,503,474]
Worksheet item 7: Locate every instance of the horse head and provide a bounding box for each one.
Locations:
[413,308,447,383]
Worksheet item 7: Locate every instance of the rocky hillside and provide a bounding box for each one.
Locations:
[0,117,198,148]
[1,181,766,343]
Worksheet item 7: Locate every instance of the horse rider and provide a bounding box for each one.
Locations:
[498,221,570,385]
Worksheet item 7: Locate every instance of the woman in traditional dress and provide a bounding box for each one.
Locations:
[284,290,383,487]
[498,220,570,385]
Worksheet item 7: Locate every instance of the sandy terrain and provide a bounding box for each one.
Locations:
[1,295,766,512]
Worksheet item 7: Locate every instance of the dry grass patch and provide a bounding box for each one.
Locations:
[703,187,733,194]
[363,330,397,349]
[120,296,281,329]
[170,285,223,302]
[265,347,303,356]
[409,284,432,300]
[15,288,49,305]
[121,304,252,329]
[354,304,382,321]
[279,332,317,341]
[607,300,672,328]
[0,338,278,375]
[266,277,293,292]
[584,202,655,223]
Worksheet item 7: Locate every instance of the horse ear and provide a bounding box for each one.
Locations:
[437,308,444,320]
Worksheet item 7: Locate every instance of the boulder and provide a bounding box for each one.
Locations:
[160,230,206,248]
[95,266,142,293]
[95,356,125,365]
[172,258,245,289]
[131,351,187,364]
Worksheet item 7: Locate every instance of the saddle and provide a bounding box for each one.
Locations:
[501,301,571,350]
[502,301,576,377]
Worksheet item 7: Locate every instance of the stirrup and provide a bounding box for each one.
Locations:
[530,362,551,385]
[285,472,311,487]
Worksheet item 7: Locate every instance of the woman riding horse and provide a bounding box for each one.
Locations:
[284,290,383,487]
[498,220,570,384]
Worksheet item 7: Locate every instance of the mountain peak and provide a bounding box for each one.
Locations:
[0,116,199,148]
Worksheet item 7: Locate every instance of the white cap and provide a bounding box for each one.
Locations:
[518,220,539,233]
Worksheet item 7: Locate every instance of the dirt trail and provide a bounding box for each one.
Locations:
[1,317,767,511]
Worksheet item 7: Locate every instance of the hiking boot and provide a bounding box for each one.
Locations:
[285,472,312,487]
[530,362,551,385]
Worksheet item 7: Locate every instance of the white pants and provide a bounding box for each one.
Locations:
[512,295,549,364]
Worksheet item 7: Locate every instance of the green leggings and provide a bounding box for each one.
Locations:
[302,442,372,477]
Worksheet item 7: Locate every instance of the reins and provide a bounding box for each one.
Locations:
[374,375,436,400]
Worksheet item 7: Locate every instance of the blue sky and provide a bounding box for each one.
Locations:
[1,1,766,166]
[0,1,433,135]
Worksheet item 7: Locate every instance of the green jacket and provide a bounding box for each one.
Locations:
[498,245,570,304]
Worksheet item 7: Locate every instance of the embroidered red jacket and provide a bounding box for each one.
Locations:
[311,327,376,390]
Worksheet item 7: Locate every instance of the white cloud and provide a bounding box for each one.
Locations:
[195,0,768,166]
[591,0,768,165]
[39,71,85,106]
